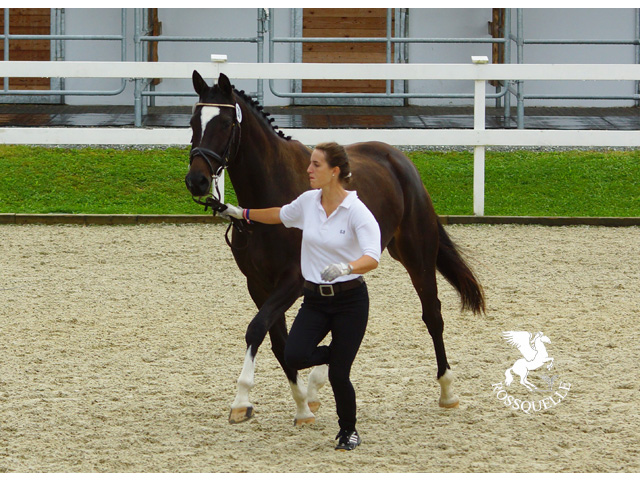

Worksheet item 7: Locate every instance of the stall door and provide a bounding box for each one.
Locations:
[302,8,393,94]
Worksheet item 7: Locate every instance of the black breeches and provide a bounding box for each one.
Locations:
[284,283,369,432]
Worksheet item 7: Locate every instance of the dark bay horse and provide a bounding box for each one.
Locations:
[185,71,485,425]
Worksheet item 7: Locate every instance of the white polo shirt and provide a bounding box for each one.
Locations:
[279,189,381,284]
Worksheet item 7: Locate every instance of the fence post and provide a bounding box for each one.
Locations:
[472,56,488,216]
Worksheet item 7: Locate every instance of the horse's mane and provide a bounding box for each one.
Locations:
[230,85,292,141]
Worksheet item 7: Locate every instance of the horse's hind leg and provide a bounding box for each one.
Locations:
[268,315,316,425]
[307,364,329,413]
[389,231,459,409]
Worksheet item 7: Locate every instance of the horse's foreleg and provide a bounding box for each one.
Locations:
[268,316,315,426]
[228,275,303,424]
[228,296,276,424]
[230,346,257,423]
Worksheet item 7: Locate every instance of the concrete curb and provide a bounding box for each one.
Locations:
[1,213,639,227]
[0,213,221,225]
[440,215,640,227]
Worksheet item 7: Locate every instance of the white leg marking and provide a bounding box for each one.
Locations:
[437,368,460,408]
[231,346,255,410]
[289,376,315,424]
[307,364,328,405]
[199,106,220,142]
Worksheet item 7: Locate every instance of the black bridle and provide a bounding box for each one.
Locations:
[189,102,247,246]
[189,102,241,210]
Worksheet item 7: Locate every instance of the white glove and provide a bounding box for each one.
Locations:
[320,262,353,282]
[220,203,243,220]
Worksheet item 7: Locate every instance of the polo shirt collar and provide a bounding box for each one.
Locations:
[314,190,358,212]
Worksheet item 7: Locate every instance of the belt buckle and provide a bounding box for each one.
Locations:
[319,284,334,296]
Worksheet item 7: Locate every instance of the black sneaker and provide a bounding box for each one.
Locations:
[335,429,361,451]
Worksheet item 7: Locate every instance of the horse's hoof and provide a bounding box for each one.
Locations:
[229,406,254,424]
[308,401,321,413]
[294,416,315,426]
[439,398,460,409]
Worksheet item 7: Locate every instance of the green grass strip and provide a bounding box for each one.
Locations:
[1,145,638,217]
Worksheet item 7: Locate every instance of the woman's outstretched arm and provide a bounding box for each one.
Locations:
[223,204,282,225]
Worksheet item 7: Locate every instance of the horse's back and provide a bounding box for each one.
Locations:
[344,141,436,245]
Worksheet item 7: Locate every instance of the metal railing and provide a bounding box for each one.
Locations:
[133,7,268,124]
[268,7,511,108]
[2,8,128,100]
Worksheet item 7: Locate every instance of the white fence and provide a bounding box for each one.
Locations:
[1,59,639,215]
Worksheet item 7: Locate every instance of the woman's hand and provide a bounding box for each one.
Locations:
[220,203,244,220]
[321,262,353,282]
[321,256,379,281]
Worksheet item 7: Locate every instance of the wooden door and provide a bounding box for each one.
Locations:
[302,8,393,94]
[0,8,51,91]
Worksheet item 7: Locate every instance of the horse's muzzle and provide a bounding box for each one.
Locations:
[185,170,211,197]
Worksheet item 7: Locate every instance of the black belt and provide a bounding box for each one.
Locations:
[303,277,364,297]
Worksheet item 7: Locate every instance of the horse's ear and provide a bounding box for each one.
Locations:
[192,70,209,96]
[217,73,233,96]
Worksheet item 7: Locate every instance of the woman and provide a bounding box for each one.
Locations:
[222,142,381,451]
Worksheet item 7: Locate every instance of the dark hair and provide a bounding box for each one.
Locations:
[314,142,352,184]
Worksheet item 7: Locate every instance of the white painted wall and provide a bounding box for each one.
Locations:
[63,9,136,104]
[515,8,638,107]
[61,8,639,107]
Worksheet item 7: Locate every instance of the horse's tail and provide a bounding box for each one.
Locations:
[504,368,513,386]
[436,219,486,315]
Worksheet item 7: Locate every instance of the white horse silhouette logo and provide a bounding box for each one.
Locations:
[503,331,554,391]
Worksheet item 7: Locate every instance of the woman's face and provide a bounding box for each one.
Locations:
[307,149,338,189]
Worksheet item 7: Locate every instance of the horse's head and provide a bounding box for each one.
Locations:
[536,332,551,345]
[185,71,241,197]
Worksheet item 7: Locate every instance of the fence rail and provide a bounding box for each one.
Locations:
[3,60,640,80]
[1,59,639,215]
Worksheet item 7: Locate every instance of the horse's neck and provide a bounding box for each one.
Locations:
[230,115,309,208]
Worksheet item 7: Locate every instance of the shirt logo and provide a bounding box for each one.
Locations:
[339,229,346,234]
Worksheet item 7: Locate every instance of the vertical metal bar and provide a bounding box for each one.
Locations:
[403,9,409,97]
[386,8,392,95]
[516,8,525,129]
[636,8,640,107]
[140,8,151,118]
[256,8,265,105]
[3,8,9,92]
[134,9,143,127]
[504,8,511,126]
[394,8,405,100]
[121,8,127,61]
[269,8,275,64]
[60,8,66,101]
